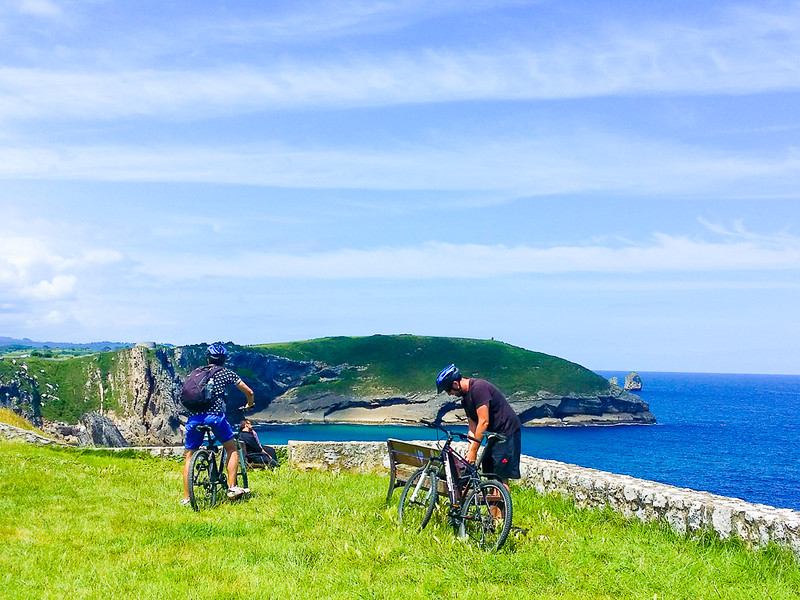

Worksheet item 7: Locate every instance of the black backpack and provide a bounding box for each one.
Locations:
[180,365,223,412]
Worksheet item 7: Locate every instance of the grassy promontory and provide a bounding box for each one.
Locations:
[1,438,796,600]
[255,334,610,397]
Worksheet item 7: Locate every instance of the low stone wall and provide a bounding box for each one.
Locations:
[286,440,800,556]
[0,423,63,446]
[517,455,800,555]
[288,440,390,474]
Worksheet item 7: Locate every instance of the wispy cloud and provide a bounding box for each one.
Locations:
[1,4,799,121]
[137,229,800,281]
[2,133,798,197]
[15,0,61,18]
[200,0,537,44]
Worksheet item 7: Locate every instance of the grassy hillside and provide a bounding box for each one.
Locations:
[256,334,610,397]
[1,439,797,600]
[0,352,121,422]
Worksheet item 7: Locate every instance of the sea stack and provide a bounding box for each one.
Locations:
[624,372,642,391]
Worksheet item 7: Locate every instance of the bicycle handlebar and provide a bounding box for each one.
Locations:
[420,419,507,445]
[420,419,482,444]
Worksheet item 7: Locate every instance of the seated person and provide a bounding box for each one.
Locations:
[239,418,278,468]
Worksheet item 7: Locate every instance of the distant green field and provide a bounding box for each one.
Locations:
[1,439,797,600]
[256,334,609,396]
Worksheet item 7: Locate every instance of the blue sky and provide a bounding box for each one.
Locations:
[1,1,799,374]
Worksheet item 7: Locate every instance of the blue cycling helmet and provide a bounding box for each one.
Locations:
[436,364,461,394]
[206,343,229,364]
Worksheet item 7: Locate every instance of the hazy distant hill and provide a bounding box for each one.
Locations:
[0,337,134,351]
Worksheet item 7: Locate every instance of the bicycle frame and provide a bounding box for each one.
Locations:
[188,425,248,510]
[421,421,500,515]
[398,420,513,551]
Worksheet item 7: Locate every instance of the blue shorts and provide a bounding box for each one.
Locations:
[184,414,235,450]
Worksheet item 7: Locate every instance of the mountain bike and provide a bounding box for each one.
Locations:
[397,421,513,552]
[187,425,249,511]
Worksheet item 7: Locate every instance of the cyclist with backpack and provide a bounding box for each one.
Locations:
[436,364,522,490]
[181,343,255,505]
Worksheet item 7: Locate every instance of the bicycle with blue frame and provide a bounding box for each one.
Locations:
[397,420,513,551]
[187,417,249,511]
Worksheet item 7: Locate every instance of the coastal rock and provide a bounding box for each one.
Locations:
[107,346,184,446]
[76,412,130,447]
[253,377,654,427]
[625,372,643,391]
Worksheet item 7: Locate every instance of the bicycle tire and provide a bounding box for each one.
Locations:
[237,445,249,489]
[188,449,217,511]
[221,447,249,490]
[398,467,438,530]
[459,480,513,552]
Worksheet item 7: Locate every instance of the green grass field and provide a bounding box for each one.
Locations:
[1,439,797,600]
[257,334,609,396]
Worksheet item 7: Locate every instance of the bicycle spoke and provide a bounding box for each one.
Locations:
[188,450,218,511]
[459,481,513,551]
[398,467,438,530]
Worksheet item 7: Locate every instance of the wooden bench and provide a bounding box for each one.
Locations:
[385,439,441,503]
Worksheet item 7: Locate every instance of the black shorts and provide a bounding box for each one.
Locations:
[481,429,521,480]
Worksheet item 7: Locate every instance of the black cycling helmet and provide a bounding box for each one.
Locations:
[206,343,229,365]
[436,364,462,393]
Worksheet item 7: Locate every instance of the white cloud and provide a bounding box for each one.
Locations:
[0,231,122,302]
[1,5,799,121]
[16,0,61,18]
[136,230,800,281]
[2,134,798,197]
[205,0,535,43]
[24,274,77,299]
[39,309,68,324]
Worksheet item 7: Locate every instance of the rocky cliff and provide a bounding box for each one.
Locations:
[0,341,655,446]
[259,380,654,427]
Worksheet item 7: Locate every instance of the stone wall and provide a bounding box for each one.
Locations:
[0,423,63,446]
[286,440,800,556]
[288,440,390,474]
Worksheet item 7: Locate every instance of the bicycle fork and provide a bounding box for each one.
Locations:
[444,458,464,528]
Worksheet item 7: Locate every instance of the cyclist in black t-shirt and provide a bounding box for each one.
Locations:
[436,364,522,489]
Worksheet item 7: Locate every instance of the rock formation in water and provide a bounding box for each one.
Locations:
[625,371,643,391]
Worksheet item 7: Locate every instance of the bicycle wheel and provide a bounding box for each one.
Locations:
[188,449,217,511]
[236,445,249,489]
[459,480,513,551]
[398,467,438,530]
[221,447,249,490]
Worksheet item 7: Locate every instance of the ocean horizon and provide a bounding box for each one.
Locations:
[253,371,800,512]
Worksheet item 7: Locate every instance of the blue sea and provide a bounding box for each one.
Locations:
[253,372,800,512]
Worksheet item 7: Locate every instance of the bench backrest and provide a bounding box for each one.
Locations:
[387,439,439,468]
[385,439,441,503]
